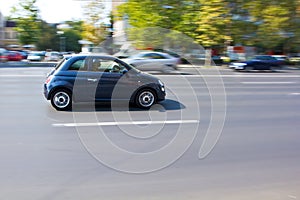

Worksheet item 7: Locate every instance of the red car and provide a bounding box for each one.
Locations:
[7,51,23,61]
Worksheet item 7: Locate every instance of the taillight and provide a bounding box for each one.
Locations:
[45,75,53,84]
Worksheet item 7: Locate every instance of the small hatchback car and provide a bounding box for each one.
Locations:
[44,54,166,111]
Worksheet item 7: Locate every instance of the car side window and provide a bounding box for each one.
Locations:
[90,59,125,74]
[141,54,152,59]
[68,59,87,71]
[102,61,125,73]
[151,53,166,59]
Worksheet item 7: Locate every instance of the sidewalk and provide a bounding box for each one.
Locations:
[0,61,56,67]
[178,64,300,70]
[178,64,229,69]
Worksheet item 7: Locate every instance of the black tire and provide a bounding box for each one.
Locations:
[50,89,72,111]
[135,89,156,109]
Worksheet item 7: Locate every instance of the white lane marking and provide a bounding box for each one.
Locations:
[159,74,300,78]
[289,93,300,95]
[242,82,296,84]
[52,120,199,127]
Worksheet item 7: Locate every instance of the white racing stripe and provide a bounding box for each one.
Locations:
[53,120,199,127]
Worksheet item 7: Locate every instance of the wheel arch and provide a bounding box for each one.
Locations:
[131,86,158,104]
[49,86,73,100]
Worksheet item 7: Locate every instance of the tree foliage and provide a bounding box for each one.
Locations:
[36,21,83,52]
[82,0,107,45]
[195,0,232,47]
[10,0,41,45]
[36,21,59,51]
[117,0,300,53]
[242,0,298,50]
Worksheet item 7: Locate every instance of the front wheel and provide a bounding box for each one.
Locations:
[135,89,156,109]
[50,89,72,111]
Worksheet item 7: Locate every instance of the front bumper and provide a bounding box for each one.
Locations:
[229,63,246,70]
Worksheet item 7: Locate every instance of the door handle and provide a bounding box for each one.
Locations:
[87,78,97,82]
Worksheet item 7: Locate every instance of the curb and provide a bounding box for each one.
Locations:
[0,61,57,68]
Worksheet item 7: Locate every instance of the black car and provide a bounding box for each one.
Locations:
[44,54,166,111]
[229,55,283,71]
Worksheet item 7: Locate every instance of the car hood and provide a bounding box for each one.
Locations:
[127,70,159,84]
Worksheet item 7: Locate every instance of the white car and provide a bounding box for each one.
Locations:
[27,51,45,61]
[122,51,180,73]
[44,51,62,61]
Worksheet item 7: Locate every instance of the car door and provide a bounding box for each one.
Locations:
[255,56,272,70]
[65,57,91,102]
[132,53,160,71]
[85,57,126,101]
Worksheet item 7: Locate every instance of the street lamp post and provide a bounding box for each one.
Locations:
[57,31,65,52]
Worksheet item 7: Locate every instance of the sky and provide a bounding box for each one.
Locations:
[0,0,111,23]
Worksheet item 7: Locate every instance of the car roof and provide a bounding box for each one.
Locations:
[65,53,120,60]
[138,51,169,55]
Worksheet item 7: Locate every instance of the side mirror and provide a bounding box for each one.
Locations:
[122,69,128,74]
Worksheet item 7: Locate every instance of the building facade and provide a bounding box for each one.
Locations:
[0,12,19,48]
[0,11,5,47]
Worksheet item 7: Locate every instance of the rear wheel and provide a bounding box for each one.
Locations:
[51,89,72,111]
[135,89,156,109]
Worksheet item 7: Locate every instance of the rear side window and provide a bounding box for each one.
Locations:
[68,59,87,71]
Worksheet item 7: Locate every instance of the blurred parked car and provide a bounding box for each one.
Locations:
[7,51,23,61]
[229,55,283,71]
[153,49,191,64]
[288,56,300,65]
[17,50,29,59]
[122,51,180,73]
[27,51,45,61]
[45,51,63,61]
[184,54,224,65]
[0,49,8,62]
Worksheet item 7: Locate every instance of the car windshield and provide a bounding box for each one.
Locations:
[254,56,277,60]
[29,52,42,56]
[55,57,71,70]
[128,53,146,59]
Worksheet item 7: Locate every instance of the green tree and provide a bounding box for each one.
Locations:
[10,0,41,45]
[82,0,107,45]
[117,0,300,53]
[117,0,199,49]
[195,0,232,47]
[36,21,59,51]
[175,0,200,39]
[63,29,82,52]
[242,0,299,52]
[36,21,83,52]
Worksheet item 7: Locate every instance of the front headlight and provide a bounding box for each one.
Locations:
[234,62,247,66]
[158,79,165,92]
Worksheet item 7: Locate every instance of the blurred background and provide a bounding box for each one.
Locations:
[0,0,299,65]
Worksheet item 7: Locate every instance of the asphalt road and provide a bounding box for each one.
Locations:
[0,64,300,200]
